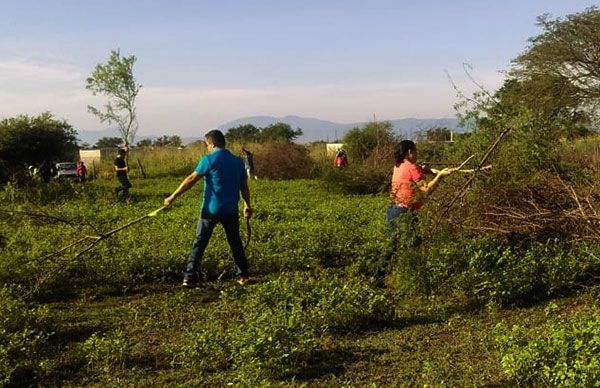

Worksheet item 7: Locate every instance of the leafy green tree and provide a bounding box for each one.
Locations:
[418,127,452,142]
[136,138,153,148]
[342,121,397,161]
[86,49,142,146]
[0,113,78,181]
[507,7,600,137]
[94,137,123,149]
[259,122,303,142]
[225,124,260,143]
[153,135,182,147]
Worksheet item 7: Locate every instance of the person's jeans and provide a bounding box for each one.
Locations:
[373,205,421,280]
[116,175,132,198]
[183,214,249,281]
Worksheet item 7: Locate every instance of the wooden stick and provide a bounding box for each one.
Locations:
[28,206,167,297]
[432,126,512,232]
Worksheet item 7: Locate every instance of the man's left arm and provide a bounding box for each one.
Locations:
[240,179,252,219]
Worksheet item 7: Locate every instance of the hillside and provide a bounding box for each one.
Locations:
[76,116,467,146]
[217,115,467,142]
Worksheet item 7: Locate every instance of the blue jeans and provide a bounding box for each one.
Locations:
[373,205,421,280]
[183,214,249,281]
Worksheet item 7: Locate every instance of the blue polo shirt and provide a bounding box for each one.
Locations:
[195,148,246,216]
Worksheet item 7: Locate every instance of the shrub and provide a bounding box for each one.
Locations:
[495,309,600,385]
[81,330,129,373]
[253,142,316,179]
[171,272,392,379]
[0,287,50,385]
[422,237,600,306]
[342,121,397,162]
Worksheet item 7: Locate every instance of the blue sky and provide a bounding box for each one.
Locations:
[0,0,598,137]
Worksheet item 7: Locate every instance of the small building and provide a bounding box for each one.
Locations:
[79,148,117,164]
[326,143,344,156]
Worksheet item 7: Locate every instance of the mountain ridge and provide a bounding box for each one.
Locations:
[77,115,467,145]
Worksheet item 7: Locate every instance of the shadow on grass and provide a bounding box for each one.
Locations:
[281,346,386,382]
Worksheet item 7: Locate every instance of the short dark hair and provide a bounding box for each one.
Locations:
[205,130,226,148]
[394,140,416,166]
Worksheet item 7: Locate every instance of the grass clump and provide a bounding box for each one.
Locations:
[0,287,50,386]
[495,307,600,385]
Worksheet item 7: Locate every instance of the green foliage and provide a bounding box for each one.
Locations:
[0,287,49,385]
[320,163,388,194]
[511,7,600,134]
[86,49,142,146]
[152,135,182,148]
[259,122,303,142]
[423,237,600,306]
[81,330,129,373]
[94,136,123,149]
[0,112,78,182]
[171,273,391,379]
[224,123,260,143]
[225,122,303,143]
[252,142,316,179]
[417,126,453,142]
[2,174,600,385]
[342,121,397,162]
[495,309,600,385]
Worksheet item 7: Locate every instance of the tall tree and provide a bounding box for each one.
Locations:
[94,137,123,149]
[225,124,260,142]
[86,49,142,147]
[136,138,153,148]
[508,7,600,136]
[342,121,396,161]
[259,122,303,142]
[153,135,182,147]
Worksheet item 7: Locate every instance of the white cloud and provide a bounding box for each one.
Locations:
[0,58,83,82]
[0,68,507,137]
[134,74,506,135]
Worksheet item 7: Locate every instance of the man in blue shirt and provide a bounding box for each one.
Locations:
[164,130,252,287]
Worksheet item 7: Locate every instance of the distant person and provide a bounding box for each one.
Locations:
[114,148,132,199]
[372,140,456,287]
[334,148,348,168]
[241,147,258,179]
[76,161,87,183]
[164,130,252,287]
[28,164,38,178]
[39,161,52,183]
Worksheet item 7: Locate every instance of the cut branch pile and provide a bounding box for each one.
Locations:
[466,175,600,242]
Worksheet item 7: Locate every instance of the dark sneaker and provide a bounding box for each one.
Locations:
[237,276,250,285]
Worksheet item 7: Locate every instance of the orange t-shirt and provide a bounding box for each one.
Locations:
[390,160,424,210]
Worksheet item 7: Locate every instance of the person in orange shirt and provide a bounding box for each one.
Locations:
[372,139,456,286]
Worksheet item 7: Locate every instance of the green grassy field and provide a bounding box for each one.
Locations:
[1,177,600,386]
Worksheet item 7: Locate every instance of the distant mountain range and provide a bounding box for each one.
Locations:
[77,115,467,145]
[217,115,466,142]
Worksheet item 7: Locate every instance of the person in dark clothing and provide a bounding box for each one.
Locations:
[39,161,52,183]
[114,148,132,199]
[241,147,258,179]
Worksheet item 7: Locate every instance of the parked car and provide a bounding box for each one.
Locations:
[55,162,78,179]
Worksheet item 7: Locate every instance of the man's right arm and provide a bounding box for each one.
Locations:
[164,172,202,207]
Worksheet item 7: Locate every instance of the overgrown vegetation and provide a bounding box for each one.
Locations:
[2,6,600,386]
